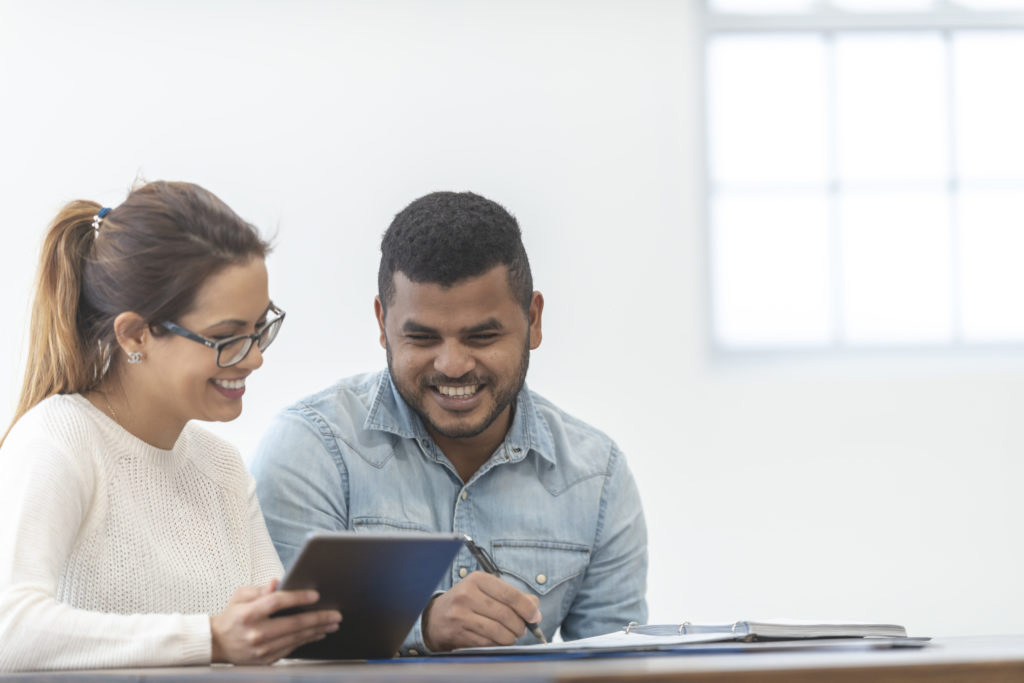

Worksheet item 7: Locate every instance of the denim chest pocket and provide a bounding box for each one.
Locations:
[490,539,591,596]
[351,516,434,533]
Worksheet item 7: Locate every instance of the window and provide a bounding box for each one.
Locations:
[704,0,1024,351]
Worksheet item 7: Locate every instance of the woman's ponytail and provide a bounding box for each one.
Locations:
[4,201,102,442]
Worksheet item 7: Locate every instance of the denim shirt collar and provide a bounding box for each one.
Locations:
[364,370,557,467]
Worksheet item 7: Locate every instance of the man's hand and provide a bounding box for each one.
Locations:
[421,571,541,651]
[210,579,343,665]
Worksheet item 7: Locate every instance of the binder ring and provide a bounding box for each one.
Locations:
[625,621,639,634]
[678,621,691,634]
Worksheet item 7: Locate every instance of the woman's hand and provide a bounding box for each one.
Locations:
[210,579,342,665]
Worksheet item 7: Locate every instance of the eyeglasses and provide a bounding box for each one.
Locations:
[159,303,286,368]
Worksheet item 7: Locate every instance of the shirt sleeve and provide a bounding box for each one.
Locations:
[249,406,351,570]
[558,443,649,640]
[0,430,210,672]
[399,591,443,656]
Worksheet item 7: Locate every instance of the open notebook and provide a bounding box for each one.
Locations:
[449,620,921,656]
[639,620,907,640]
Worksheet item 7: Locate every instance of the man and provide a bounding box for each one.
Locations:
[251,191,647,654]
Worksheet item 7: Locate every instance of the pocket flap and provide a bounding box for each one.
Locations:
[351,516,433,533]
[490,539,590,596]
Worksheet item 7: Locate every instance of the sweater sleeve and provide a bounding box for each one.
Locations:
[246,473,286,585]
[0,426,211,672]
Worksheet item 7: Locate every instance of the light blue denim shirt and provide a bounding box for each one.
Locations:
[250,370,647,654]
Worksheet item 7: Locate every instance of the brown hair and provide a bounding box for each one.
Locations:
[3,180,270,443]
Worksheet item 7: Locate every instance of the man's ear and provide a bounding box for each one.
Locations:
[374,296,387,349]
[112,311,149,360]
[528,291,544,350]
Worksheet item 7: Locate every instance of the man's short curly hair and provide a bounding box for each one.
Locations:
[378,191,533,314]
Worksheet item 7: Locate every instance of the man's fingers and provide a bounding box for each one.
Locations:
[467,593,528,639]
[450,627,506,650]
[425,575,542,651]
[451,576,532,644]
[461,609,523,645]
[473,573,541,623]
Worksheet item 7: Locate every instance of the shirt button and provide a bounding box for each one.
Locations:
[461,490,468,501]
[536,574,547,585]
[408,649,419,656]
[459,567,468,578]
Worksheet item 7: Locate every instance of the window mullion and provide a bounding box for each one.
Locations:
[945,28,963,346]
[825,30,844,348]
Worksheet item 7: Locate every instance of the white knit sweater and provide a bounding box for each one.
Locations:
[0,393,283,672]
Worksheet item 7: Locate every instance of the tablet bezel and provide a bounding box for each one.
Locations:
[274,531,464,660]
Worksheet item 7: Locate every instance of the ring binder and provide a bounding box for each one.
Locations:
[448,619,921,656]
[619,620,907,640]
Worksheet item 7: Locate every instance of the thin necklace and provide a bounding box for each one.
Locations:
[100,391,119,425]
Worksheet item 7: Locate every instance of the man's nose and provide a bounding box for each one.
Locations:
[434,340,474,379]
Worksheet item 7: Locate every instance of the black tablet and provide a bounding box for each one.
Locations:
[273,531,464,660]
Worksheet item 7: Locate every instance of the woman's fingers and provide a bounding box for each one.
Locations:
[227,585,264,605]
[258,621,340,663]
[227,579,280,607]
[213,583,342,665]
[254,588,321,619]
[258,607,342,643]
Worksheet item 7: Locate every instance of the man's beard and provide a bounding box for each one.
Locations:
[386,338,530,440]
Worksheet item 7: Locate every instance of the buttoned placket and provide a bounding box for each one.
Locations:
[443,440,530,584]
[356,374,594,657]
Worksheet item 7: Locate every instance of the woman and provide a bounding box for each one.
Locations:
[0,181,340,671]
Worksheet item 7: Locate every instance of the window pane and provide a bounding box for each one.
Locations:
[955,32,1024,180]
[712,193,832,347]
[840,191,952,343]
[959,188,1024,342]
[709,0,817,13]
[835,33,948,184]
[833,0,935,11]
[951,0,1024,9]
[708,35,828,185]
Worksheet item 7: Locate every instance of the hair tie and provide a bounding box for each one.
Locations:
[91,207,111,236]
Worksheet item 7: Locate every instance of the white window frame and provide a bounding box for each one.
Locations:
[701,1,1024,357]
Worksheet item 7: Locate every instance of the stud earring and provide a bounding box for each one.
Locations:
[127,351,143,364]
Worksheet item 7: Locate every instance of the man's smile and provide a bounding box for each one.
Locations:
[435,384,482,398]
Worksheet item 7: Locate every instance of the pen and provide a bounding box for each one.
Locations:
[462,535,548,644]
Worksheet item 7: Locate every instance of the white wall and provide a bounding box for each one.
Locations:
[1,0,1021,638]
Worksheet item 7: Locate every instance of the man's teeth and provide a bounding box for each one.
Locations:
[213,378,245,390]
[437,385,478,398]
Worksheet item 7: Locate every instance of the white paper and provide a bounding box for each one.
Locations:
[451,630,734,655]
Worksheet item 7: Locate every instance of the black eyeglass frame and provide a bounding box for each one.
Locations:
[158,303,286,368]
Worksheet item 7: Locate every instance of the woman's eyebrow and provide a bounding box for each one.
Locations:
[201,305,273,331]
[199,318,250,333]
